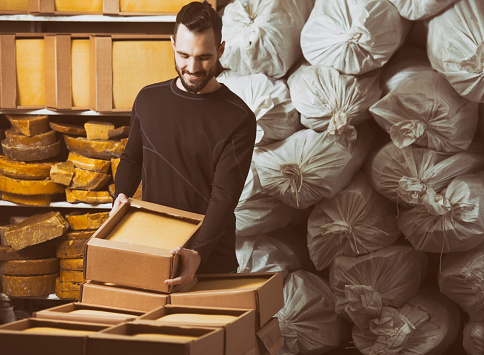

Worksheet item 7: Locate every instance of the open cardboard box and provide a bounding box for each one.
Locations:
[28,0,103,15]
[90,34,176,112]
[256,318,284,355]
[0,318,107,355]
[83,198,204,293]
[170,272,284,328]
[79,281,169,312]
[87,322,224,355]
[33,302,144,326]
[0,33,46,110]
[136,304,256,355]
[103,0,216,15]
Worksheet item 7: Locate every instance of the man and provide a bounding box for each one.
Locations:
[111,1,256,292]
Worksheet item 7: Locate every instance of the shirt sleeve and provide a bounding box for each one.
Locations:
[114,105,144,200]
[190,113,256,266]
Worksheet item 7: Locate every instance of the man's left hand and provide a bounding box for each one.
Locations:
[165,247,201,292]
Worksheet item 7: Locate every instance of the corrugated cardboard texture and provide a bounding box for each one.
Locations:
[45,34,72,109]
[256,318,284,355]
[28,0,55,13]
[170,273,284,328]
[80,281,169,312]
[90,36,112,112]
[137,305,256,355]
[34,302,143,325]
[105,209,199,249]
[0,318,105,355]
[87,323,224,355]
[0,35,16,109]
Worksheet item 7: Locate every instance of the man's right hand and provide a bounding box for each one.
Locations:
[110,193,128,216]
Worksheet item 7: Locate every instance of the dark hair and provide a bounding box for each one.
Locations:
[174,1,222,46]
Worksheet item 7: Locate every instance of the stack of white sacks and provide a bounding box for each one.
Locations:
[220,0,484,353]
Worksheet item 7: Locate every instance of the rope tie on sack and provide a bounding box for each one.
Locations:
[390,120,426,148]
[369,306,430,355]
[463,258,484,302]
[345,285,383,329]
[460,42,484,74]
[281,163,303,207]
[328,111,357,141]
[320,221,360,254]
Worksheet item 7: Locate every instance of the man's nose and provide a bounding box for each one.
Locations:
[186,58,200,73]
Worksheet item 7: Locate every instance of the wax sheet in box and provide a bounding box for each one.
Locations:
[55,0,102,12]
[16,39,45,106]
[112,41,176,109]
[189,277,268,292]
[120,0,193,13]
[1,0,28,11]
[71,39,90,108]
[105,210,198,249]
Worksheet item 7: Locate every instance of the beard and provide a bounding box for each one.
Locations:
[175,59,218,94]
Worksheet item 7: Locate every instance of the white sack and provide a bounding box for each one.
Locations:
[381,46,433,96]
[329,245,428,329]
[276,270,345,355]
[427,0,484,102]
[480,104,484,137]
[366,141,484,207]
[353,289,460,355]
[300,0,409,75]
[217,70,300,146]
[307,171,400,271]
[236,227,305,278]
[398,171,484,253]
[463,320,484,355]
[370,70,479,153]
[287,63,381,136]
[253,122,373,209]
[439,242,484,321]
[235,192,298,237]
[387,0,458,20]
[220,0,315,78]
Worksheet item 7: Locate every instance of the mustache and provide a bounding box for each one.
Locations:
[182,69,206,76]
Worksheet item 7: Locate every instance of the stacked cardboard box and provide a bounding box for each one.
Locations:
[0,198,284,354]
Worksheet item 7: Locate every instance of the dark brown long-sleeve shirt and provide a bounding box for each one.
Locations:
[115,78,256,273]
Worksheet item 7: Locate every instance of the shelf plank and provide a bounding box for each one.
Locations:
[0,14,176,22]
[0,200,111,209]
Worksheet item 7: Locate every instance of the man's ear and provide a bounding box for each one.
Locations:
[218,41,225,59]
[171,35,175,50]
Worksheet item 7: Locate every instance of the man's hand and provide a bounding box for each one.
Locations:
[165,247,201,292]
[110,193,128,216]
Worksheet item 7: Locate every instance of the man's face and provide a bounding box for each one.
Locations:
[172,24,224,94]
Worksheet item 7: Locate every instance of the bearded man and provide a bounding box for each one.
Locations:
[111,1,256,291]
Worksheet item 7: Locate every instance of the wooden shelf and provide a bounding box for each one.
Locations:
[0,200,111,209]
[0,109,130,116]
[0,14,176,22]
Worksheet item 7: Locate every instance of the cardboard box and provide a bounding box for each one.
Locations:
[103,0,217,16]
[44,34,91,111]
[33,302,144,326]
[170,272,284,328]
[0,318,106,355]
[29,0,102,15]
[136,305,256,355]
[256,318,284,355]
[0,33,45,110]
[90,34,177,112]
[84,198,204,293]
[79,281,169,312]
[87,322,224,355]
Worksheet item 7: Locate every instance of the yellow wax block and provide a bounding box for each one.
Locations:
[120,0,194,13]
[71,40,90,107]
[1,0,29,11]
[22,327,94,335]
[105,210,197,249]
[55,0,102,12]
[16,39,45,106]
[131,333,197,342]
[189,278,268,292]
[112,41,176,109]
[68,309,133,319]
[156,313,236,325]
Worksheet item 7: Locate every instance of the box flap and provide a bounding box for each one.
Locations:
[45,34,72,109]
[0,35,16,109]
[256,318,284,355]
